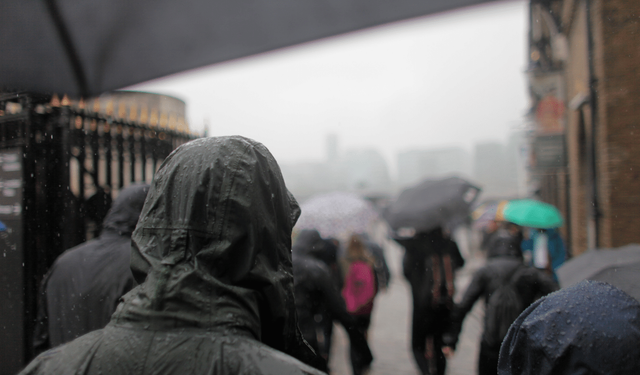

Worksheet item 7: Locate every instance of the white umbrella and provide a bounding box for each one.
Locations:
[295,191,382,242]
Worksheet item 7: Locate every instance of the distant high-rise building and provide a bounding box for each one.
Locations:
[473,141,520,199]
[344,149,391,194]
[396,147,471,188]
[326,133,338,162]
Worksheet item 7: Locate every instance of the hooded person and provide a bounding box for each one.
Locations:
[292,229,373,375]
[32,183,150,354]
[443,253,557,375]
[20,136,325,375]
[498,280,640,375]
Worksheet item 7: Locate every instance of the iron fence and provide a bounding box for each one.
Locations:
[0,92,198,373]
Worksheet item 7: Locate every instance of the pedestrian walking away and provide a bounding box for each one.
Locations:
[523,228,567,280]
[32,183,149,354]
[293,229,374,374]
[310,236,341,363]
[20,136,325,375]
[341,234,379,374]
[395,227,465,375]
[444,253,557,375]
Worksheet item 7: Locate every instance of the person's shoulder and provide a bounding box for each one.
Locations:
[45,242,92,281]
[295,255,331,280]
[233,339,326,375]
[18,330,105,375]
[53,238,102,265]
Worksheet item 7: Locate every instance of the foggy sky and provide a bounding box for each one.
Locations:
[129,0,529,173]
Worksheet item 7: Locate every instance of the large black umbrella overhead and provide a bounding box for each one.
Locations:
[2,0,498,98]
[557,244,640,301]
[384,176,480,234]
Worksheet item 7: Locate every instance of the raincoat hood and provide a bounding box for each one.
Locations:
[498,280,640,375]
[112,136,305,357]
[101,183,150,235]
[292,229,327,259]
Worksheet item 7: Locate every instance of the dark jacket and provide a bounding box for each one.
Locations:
[362,234,391,290]
[292,229,373,371]
[498,280,640,375]
[293,230,348,325]
[446,256,557,349]
[486,228,523,259]
[399,229,465,303]
[21,136,324,375]
[33,184,149,353]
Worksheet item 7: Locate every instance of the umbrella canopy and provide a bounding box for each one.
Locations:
[294,191,381,242]
[557,244,640,302]
[384,177,480,233]
[2,0,498,97]
[471,200,507,230]
[502,199,563,229]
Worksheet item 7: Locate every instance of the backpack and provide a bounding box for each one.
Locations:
[342,261,377,314]
[483,266,525,348]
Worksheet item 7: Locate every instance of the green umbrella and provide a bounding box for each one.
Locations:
[502,199,563,228]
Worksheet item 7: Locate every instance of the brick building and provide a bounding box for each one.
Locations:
[528,0,640,255]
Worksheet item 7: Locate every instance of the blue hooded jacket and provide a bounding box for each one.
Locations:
[498,280,640,374]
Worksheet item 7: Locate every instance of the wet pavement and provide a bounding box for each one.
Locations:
[328,238,486,375]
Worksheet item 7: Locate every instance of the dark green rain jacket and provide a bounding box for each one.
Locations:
[20,136,325,375]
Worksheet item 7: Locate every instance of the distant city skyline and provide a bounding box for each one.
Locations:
[280,130,528,201]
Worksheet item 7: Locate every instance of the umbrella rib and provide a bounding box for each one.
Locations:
[44,0,89,97]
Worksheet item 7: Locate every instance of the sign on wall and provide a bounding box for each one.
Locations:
[532,134,566,169]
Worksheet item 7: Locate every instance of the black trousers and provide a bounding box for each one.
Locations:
[350,314,372,375]
[478,340,500,375]
[411,304,450,375]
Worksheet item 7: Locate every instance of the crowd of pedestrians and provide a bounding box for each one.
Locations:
[19,136,640,375]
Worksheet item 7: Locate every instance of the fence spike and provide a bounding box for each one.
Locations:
[129,104,138,122]
[149,110,159,127]
[118,103,126,119]
[159,112,168,129]
[168,114,177,130]
[105,100,114,116]
[50,94,61,107]
[140,106,149,124]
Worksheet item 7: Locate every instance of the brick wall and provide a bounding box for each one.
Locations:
[563,0,591,254]
[597,0,640,248]
[559,0,640,253]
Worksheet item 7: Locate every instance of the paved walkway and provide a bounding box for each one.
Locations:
[328,239,486,375]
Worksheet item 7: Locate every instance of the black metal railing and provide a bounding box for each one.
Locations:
[0,92,199,374]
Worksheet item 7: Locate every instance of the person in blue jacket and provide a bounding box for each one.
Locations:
[499,280,640,374]
[522,228,566,280]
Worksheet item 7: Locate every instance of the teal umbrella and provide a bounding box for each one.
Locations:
[502,199,563,229]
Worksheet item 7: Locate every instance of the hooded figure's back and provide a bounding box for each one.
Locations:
[33,184,149,351]
[499,280,640,375]
[21,136,323,375]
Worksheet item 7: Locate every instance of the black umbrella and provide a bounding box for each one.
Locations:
[384,177,480,233]
[557,244,640,301]
[2,0,498,98]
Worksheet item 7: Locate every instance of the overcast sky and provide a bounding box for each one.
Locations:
[129,0,529,169]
